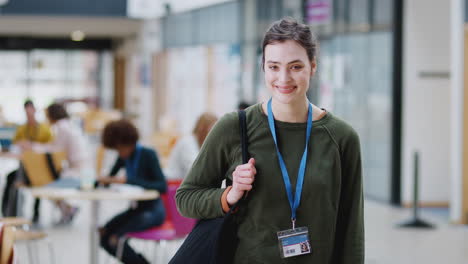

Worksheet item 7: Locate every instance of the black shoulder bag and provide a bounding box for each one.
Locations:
[169,110,249,264]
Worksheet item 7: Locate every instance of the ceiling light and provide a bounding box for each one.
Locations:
[71,30,85,42]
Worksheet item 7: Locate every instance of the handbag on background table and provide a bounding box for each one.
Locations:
[169,110,249,264]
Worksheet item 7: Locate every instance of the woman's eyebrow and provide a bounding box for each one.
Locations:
[287,59,304,64]
[266,59,304,64]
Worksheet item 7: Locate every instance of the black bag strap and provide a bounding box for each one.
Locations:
[226,110,249,187]
[225,110,249,213]
[45,153,61,180]
[239,110,249,164]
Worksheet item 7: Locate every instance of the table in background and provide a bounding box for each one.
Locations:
[30,187,159,264]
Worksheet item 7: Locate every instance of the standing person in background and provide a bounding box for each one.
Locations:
[31,103,88,224]
[164,112,218,180]
[98,119,167,264]
[1,100,53,220]
[176,17,364,263]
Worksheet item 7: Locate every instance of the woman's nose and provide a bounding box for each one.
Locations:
[278,69,291,82]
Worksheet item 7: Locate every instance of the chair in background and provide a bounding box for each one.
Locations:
[13,228,55,264]
[0,223,15,264]
[0,217,55,264]
[95,145,106,177]
[150,132,179,168]
[116,184,196,263]
[80,108,121,135]
[0,217,31,227]
[4,151,65,218]
[20,151,66,187]
[13,151,62,264]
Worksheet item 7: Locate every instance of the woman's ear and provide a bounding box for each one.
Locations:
[310,60,317,77]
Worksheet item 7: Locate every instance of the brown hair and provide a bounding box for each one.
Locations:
[46,103,69,122]
[193,112,218,147]
[261,17,318,70]
[102,119,139,149]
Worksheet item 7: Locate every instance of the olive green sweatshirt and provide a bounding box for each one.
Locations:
[176,103,364,264]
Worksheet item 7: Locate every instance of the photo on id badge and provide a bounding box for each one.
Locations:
[277,227,311,258]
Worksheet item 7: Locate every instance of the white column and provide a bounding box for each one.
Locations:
[450,0,465,223]
[241,0,257,102]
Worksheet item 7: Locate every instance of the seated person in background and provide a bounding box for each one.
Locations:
[164,112,217,180]
[98,119,167,264]
[1,100,53,220]
[13,100,53,146]
[31,103,89,224]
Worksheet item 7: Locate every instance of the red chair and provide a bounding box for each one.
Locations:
[116,183,196,263]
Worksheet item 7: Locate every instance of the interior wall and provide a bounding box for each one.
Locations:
[462,27,468,224]
[402,0,451,205]
[114,19,163,140]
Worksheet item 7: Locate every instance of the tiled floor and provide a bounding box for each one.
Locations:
[11,195,468,264]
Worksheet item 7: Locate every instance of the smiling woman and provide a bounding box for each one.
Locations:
[261,19,323,123]
[176,17,364,264]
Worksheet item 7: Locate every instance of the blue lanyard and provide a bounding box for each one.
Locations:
[125,144,142,180]
[267,99,313,224]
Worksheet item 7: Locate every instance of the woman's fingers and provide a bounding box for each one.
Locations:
[235,183,253,191]
[232,158,256,193]
[236,170,255,178]
[235,176,254,185]
[235,164,257,175]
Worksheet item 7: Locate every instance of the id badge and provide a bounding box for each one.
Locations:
[277,226,311,258]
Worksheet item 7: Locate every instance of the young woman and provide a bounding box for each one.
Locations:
[176,17,364,263]
[98,119,166,264]
[30,103,88,224]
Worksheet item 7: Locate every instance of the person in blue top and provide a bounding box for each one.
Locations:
[98,119,167,264]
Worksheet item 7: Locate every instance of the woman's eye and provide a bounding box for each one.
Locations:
[269,65,278,70]
[291,65,303,70]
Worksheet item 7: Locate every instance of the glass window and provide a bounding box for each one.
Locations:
[0,50,103,124]
[317,32,393,201]
[373,0,393,29]
[349,0,369,31]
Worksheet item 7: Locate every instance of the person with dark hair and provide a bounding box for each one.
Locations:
[98,119,167,264]
[176,17,364,263]
[1,99,53,220]
[32,103,88,170]
[13,100,53,148]
[31,102,88,224]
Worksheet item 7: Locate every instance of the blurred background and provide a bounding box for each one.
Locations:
[0,0,467,263]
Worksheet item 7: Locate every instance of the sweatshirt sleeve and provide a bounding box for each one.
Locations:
[127,149,167,193]
[109,158,124,176]
[333,128,365,264]
[176,112,238,219]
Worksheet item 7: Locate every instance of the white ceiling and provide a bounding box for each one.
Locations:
[127,0,235,19]
[0,16,142,38]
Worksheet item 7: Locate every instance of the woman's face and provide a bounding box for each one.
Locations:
[24,105,36,120]
[116,144,135,159]
[264,40,316,105]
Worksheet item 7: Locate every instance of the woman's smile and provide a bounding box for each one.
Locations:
[275,85,297,94]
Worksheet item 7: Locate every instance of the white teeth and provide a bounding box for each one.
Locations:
[277,87,294,91]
